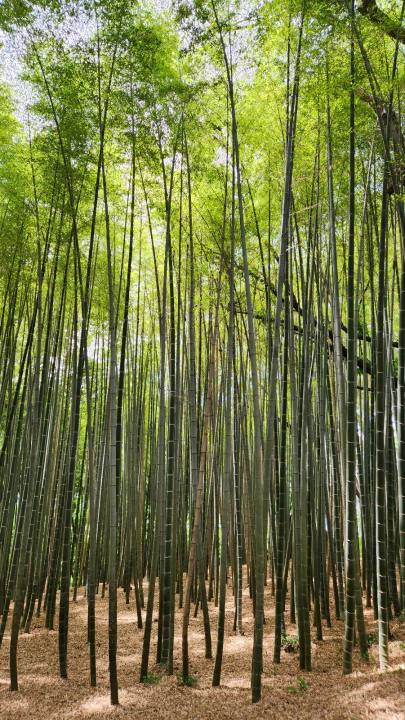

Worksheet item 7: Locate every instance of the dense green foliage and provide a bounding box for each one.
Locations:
[0,0,404,706]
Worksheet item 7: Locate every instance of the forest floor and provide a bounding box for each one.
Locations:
[0,569,404,720]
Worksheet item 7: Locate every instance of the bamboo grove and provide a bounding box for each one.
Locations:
[0,0,404,707]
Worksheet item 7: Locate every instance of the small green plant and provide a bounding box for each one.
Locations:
[176,674,197,687]
[281,629,299,653]
[366,631,378,647]
[265,667,278,676]
[287,685,297,694]
[297,675,308,691]
[399,643,405,651]
[142,672,162,684]
[354,631,377,649]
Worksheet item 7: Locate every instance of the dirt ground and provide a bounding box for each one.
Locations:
[0,571,404,720]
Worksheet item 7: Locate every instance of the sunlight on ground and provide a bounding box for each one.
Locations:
[80,694,115,713]
[1,576,404,720]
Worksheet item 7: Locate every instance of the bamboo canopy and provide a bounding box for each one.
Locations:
[0,0,403,708]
